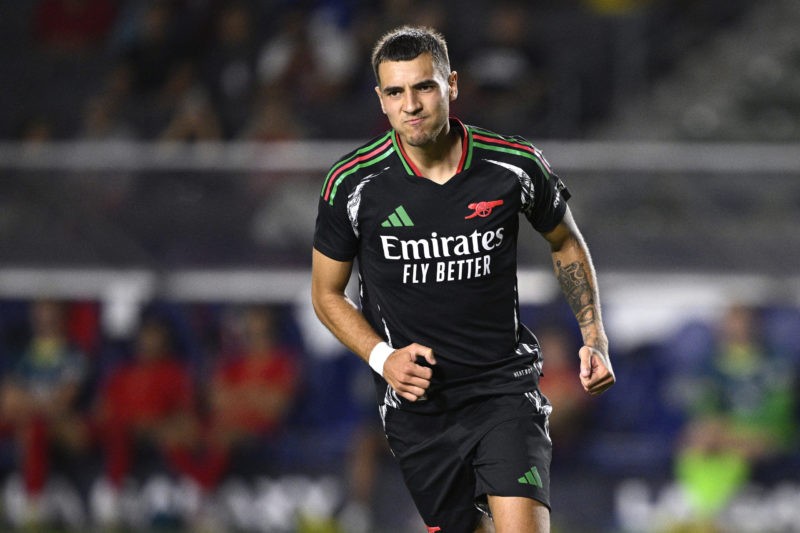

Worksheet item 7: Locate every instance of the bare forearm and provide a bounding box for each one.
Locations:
[551,234,607,354]
[542,211,614,394]
[312,288,384,363]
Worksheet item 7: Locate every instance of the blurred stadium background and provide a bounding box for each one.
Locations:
[0,0,799,532]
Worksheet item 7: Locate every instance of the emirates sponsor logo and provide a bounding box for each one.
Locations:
[380,228,505,284]
[380,228,504,261]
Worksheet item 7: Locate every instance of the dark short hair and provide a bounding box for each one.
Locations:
[371,25,451,84]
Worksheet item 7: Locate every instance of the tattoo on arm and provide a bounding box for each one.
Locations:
[556,260,596,328]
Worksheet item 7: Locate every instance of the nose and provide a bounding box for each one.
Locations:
[402,91,421,114]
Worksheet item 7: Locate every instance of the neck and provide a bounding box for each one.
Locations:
[402,121,463,184]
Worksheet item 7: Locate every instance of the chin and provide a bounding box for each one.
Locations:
[405,130,438,147]
[406,136,431,147]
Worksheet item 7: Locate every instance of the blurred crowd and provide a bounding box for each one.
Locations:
[1,1,798,532]
[0,296,797,531]
[0,297,374,531]
[3,0,754,142]
[0,300,306,529]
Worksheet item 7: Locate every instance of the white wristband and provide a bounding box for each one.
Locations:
[368,341,394,376]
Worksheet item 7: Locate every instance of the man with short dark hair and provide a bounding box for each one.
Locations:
[312,25,614,533]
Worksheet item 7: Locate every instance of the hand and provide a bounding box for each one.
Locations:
[578,346,615,396]
[382,343,436,402]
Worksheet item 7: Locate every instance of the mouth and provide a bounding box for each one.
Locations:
[405,116,425,127]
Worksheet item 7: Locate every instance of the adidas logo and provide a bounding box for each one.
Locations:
[517,466,543,487]
[381,205,414,227]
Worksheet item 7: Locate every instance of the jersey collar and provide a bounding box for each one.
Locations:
[391,117,473,177]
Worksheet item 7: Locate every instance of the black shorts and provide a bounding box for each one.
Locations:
[382,393,552,532]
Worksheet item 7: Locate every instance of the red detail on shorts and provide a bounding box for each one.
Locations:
[465,199,504,219]
[427,527,442,532]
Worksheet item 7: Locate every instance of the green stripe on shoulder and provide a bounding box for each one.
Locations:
[327,146,394,205]
[476,142,550,179]
[471,127,536,149]
[320,132,393,197]
[471,128,551,180]
[468,125,500,137]
[473,141,539,163]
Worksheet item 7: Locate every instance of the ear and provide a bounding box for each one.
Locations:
[374,85,386,114]
[448,71,459,101]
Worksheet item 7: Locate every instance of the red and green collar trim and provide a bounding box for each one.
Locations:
[321,118,556,205]
[391,117,472,177]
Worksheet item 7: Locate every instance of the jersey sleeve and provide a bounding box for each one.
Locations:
[313,180,359,262]
[518,143,571,233]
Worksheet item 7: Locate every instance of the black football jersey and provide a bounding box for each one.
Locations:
[314,118,570,413]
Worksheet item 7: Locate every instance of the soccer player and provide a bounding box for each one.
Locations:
[311,25,614,533]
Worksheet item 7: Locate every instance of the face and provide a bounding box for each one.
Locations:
[375,53,458,148]
[137,322,169,360]
[31,300,64,338]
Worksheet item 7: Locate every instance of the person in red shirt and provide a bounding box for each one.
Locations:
[210,306,299,441]
[166,305,300,492]
[95,316,196,488]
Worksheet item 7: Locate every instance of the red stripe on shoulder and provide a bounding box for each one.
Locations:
[472,133,536,155]
[323,139,393,201]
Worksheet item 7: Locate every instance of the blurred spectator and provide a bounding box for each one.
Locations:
[254,5,357,138]
[110,1,205,138]
[257,7,356,103]
[116,1,185,97]
[80,91,136,140]
[671,304,797,526]
[201,1,259,138]
[208,306,298,467]
[78,58,139,136]
[240,89,309,140]
[158,84,222,141]
[33,0,118,55]
[0,300,91,524]
[538,323,591,458]
[91,315,196,524]
[461,1,550,134]
[167,305,300,496]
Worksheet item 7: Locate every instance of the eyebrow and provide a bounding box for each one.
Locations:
[381,78,438,95]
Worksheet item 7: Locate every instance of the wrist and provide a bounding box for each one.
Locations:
[582,331,608,354]
[368,341,394,376]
